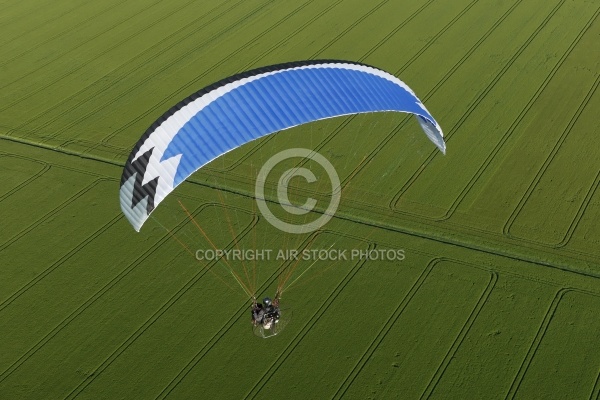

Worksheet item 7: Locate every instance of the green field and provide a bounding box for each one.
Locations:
[1,0,599,398]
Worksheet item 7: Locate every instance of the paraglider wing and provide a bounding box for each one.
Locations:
[120,60,445,231]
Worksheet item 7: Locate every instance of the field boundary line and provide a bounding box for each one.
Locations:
[0,138,123,180]
[0,133,125,170]
[58,137,129,156]
[5,131,600,284]
[336,194,600,277]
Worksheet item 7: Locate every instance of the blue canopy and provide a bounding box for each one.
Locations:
[120,60,445,231]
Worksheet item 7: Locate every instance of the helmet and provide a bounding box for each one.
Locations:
[263,297,272,307]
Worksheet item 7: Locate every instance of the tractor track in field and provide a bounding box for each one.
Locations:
[38,0,316,149]
[61,205,258,399]
[0,214,169,383]
[0,212,121,314]
[332,257,441,399]
[0,153,50,203]
[421,265,497,399]
[504,287,577,399]
[0,0,68,35]
[0,217,125,382]
[5,0,246,142]
[0,178,110,254]
[447,5,600,227]
[90,0,342,150]
[0,0,125,67]
[388,0,573,218]
[590,372,600,400]
[503,72,600,247]
[331,258,497,399]
[0,0,170,103]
